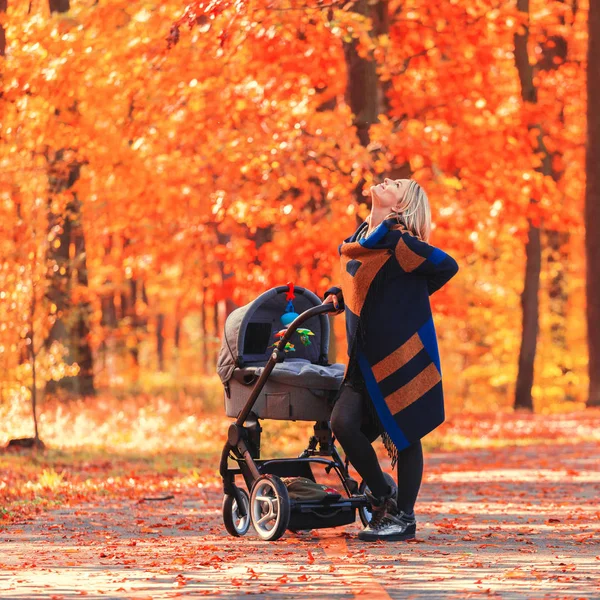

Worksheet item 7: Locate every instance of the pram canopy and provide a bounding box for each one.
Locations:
[217,285,339,388]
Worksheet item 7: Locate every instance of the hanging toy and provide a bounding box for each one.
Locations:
[271,329,289,350]
[269,341,296,352]
[280,281,300,327]
[273,327,314,348]
[296,328,315,347]
[269,282,313,352]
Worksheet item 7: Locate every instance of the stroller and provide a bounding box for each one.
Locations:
[217,284,394,541]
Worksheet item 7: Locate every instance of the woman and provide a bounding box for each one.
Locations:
[322,178,458,542]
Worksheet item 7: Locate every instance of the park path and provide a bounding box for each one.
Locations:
[1,443,599,599]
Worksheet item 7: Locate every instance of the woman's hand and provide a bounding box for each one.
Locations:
[323,294,344,315]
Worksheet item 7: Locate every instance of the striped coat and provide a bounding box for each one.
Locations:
[325,216,459,451]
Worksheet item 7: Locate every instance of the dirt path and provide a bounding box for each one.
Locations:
[1,443,599,599]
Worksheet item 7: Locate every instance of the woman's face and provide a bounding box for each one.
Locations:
[370,178,410,209]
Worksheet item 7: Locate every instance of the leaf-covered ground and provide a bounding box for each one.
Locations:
[1,405,600,598]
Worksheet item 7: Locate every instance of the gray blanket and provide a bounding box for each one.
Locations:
[232,359,345,390]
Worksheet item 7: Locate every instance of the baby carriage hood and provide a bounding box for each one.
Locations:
[217,285,332,387]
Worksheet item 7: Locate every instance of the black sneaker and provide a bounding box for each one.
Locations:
[358,492,416,542]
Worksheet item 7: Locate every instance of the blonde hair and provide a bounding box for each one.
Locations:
[387,179,431,242]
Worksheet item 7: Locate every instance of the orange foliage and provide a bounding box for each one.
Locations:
[0,0,590,414]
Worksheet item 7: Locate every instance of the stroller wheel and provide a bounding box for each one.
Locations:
[222,488,251,537]
[250,474,291,541]
[358,472,397,527]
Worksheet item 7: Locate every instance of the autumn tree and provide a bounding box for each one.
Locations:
[0,179,79,446]
[1,0,6,57]
[512,0,585,410]
[44,0,95,396]
[536,1,574,400]
[512,0,545,411]
[344,0,383,203]
[586,0,600,407]
[1,1,82,443]
[0,0,591,413]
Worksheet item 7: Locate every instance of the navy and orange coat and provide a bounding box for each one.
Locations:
[324,217,459,451]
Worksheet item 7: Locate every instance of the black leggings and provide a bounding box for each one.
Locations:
[330,381,423,514]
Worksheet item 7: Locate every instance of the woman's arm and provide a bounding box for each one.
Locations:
[395,233,459,295]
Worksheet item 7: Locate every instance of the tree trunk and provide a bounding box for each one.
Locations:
[173,310,181,379]
[547,230,572,397]
[45,0,95,397]
[119,287,128,320]
[200,287,208,376]
[344,0,385,147]
[216,227,239,318]
[30,289,40,442]
[512,0,548,411]
[101,294,117,328]
[46,153,95,396]
[344,2,409,214]
[0,0,7,58]
[156,313,165,372]
[344,0,383,219]
[174,302,182,350]
[515,226,542,409]
[72,217,95,391]
[128,278,140,367]
[537,2,572,398]
[49,0,69,12]
[586,0,600,407]
[213,301,221,373]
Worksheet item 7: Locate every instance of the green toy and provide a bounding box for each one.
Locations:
[296,328,315,346]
